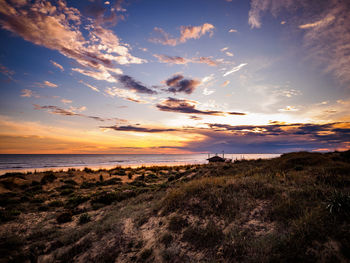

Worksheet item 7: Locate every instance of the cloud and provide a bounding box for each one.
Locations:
[179,23,215,43]
[299,15,335,29]
[0,0,145,84]
[203,87,215,96]
[33,104,125,122]
[279,106,299,112]
[164,75,201,94]
[175,122,350,153]
[21,89,40,98]
[50,60,64,71]
[44,80,58,88]
[36,81,58,88]
[154,54,217,66]
[0,63,15,80]
[149,23,215,46]
[79,80,100,92]
[220,47,228,52]
[225,51,234,57]
[156,97,246,116]
[223,63,248,76]
[221,80,230,87]
[229,29,237,33]
[154,54,188,65]
[117,75,156,94]
[100,125,178,133]
[61,99,72,104]
[247,0,350,84]
[104,87,147,103]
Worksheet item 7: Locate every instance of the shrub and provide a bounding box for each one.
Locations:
[182,222,224,248]
[56,212,72,223]
[139,248,153,261]
[67,195,89,208]
[48,200,64,207]
[0,209,21,222]
[168,215,188,232]
[80,181,95,189]
[83,167,93,173]
[78,213,91,224]
[63,179,78,185]
[91,190,136,205]
[327,191,350,216]
[40,172,57,184]
[160,232,173,247]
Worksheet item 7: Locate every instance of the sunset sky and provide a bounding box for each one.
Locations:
[0,0,349,154]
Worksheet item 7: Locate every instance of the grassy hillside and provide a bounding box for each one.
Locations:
[0,151,350,262]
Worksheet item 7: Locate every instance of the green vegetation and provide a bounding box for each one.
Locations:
[0,150,349,262]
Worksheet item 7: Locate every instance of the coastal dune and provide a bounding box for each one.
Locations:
[0,151,349,262]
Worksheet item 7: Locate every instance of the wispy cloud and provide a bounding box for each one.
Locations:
[154,54,217,66]
[229,29,237,33]
[61,99,72,104]
[21,89,40,98]
[247,0,350,84]
[164,75,201,94]
[33,104,126,122]
[50,60,64,71]
[79,80,100,92]
[36,81,58,88]
[279,106,299,112]
[299,15,335,29]
[221,80,230,87]
[104,87,147,103]
[149,23,215,46]
[0,63,15,81]
[223,63,248,76]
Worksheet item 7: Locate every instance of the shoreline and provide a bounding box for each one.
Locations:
[0,161,207,175]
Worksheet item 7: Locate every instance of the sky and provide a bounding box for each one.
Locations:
[0,0,349,154]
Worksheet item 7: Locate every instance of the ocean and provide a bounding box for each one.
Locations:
[0,154,280,174]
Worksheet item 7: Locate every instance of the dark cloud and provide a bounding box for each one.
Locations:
[100,125,179,133]
[157,98,223,115]
[117,75,157,94]
[156,98,246,116]
[164,75,201,94]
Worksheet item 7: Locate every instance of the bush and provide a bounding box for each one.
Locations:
[182,222,224,249]
[78,213,91,224]
[0,209,21,222]
[48,200,64,207]
[63,179,78,185]
[56,212,72,224]
[66,195,89,208]
[83,167,93,173]
[91,190,136,205]
[160,232,173,247]
[327,191,350,216]
[168,215,188,232]
[40,172,57,184]
[139,248,153,261]
[80,181,95,189]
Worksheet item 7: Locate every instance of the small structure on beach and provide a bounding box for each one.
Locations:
[207,155,226,163]
[207,152,232,163]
